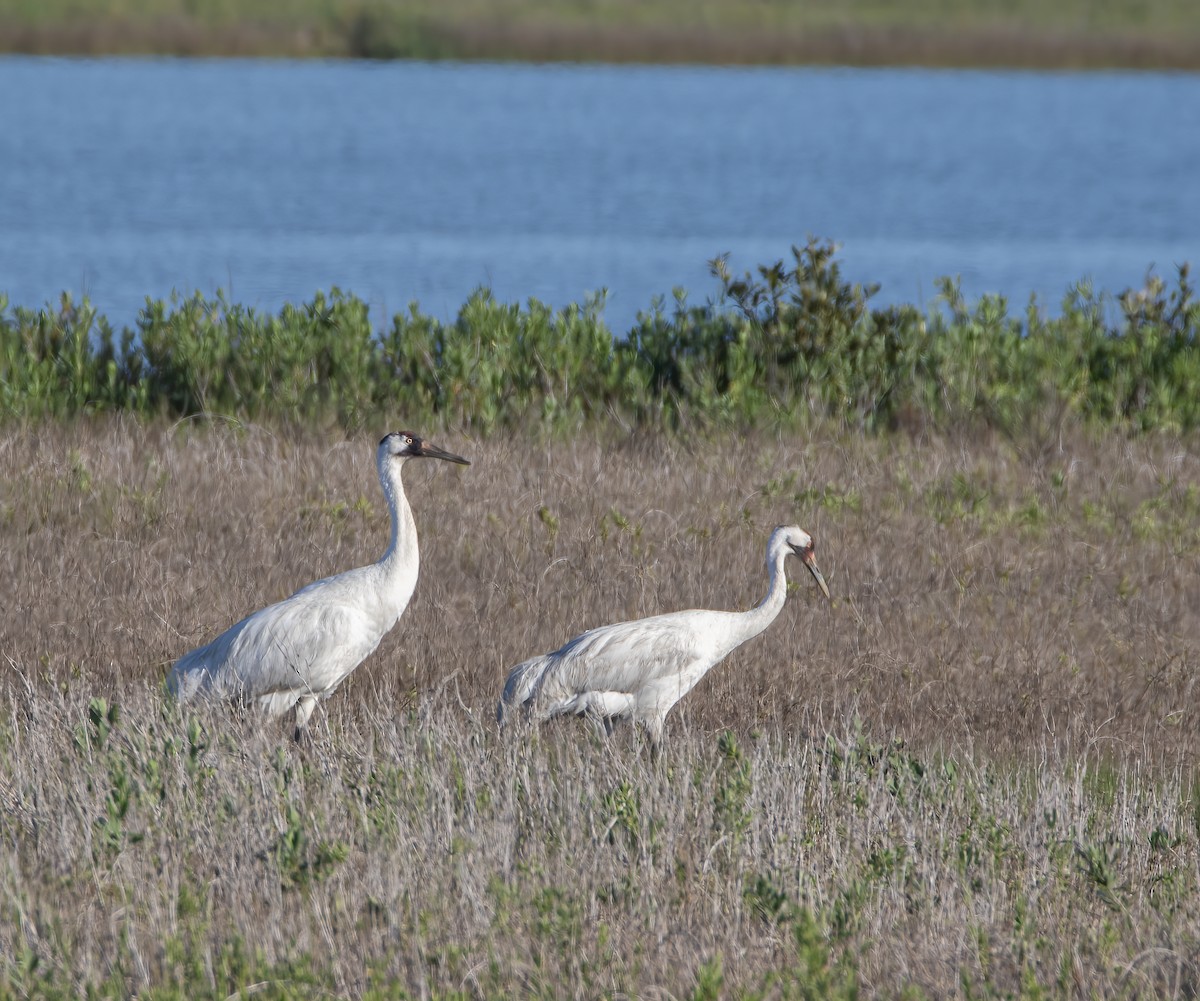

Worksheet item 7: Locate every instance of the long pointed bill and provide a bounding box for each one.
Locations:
[416,440,470,465]
[804,553,831,599]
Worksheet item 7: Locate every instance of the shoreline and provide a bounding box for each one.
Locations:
[3,18,1199,71]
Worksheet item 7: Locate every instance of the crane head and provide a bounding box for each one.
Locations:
[380,431,470,465]
[776,525,831,599]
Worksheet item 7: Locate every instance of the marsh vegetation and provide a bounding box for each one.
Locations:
[2,244,1199,994]
[1,413,1197,998]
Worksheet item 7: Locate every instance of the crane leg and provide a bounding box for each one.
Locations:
[293,695,318,742]
[646,718,665,765]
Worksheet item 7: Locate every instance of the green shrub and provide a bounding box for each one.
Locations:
[2,246,1196,434]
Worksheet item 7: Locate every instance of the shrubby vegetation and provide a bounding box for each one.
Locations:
[3,241,1197,436]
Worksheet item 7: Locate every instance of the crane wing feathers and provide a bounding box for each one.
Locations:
[503,610,719,718]
[169,586,383,708]
[550,618,702,688]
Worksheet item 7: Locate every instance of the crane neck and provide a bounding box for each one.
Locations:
[378,456,419,581]
[736,543,792,643]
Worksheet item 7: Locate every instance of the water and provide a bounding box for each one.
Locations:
[1,57,1197,334]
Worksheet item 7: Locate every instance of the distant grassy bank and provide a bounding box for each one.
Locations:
[3,0,1200,68]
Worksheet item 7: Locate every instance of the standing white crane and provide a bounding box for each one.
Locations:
[167,431,469,740]
[497,524,830,751]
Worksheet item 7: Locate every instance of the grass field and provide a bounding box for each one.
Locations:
[1,0,1199,66]
[1,419,1198,997]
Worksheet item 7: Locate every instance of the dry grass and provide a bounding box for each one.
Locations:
[1,418,1198,997]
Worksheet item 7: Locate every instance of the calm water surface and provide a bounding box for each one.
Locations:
[1,57,1197,333]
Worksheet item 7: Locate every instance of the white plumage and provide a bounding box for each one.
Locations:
[498,524,830,750]
[167,431,469,739]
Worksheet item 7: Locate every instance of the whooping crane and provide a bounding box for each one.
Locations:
[497,524,830,751]
[167,431,469,740]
